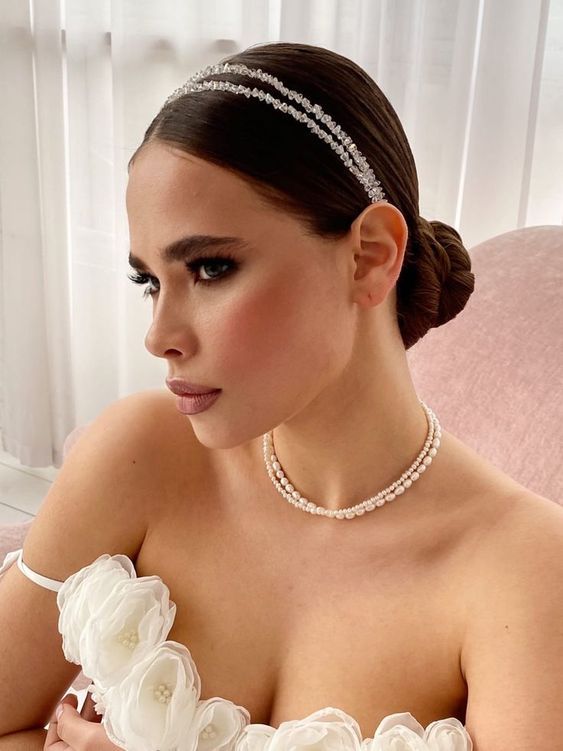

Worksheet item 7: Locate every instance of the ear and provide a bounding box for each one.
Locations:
[347,201,408,310]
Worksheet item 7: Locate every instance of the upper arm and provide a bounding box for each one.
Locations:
[0,388,169,735]
[461,494,563,750]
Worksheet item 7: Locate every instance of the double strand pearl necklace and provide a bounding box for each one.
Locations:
[262,399,442,520]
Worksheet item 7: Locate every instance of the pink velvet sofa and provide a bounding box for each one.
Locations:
[0,224,562,692]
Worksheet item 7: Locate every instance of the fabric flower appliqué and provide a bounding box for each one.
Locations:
[362,711,473,750]
[58,554,177,692]
[247,707,364,751]
[234,708,472,751]
[100,640,201,751]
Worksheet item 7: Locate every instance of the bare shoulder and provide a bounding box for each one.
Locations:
[134,386,189,425]
[478,488,563,558]
[83,387,191,467]
[136,387,200,451]
[464,486,563,593]
[118,387,194,443]
[457,487,563,745]
[127,387,208,498]
[120,386,177,414]
[460,486,563,676]
[493,488,563,578]
[114,387,203,471]
[22,388,183,575]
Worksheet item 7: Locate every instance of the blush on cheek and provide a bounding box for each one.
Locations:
[215,283,308,374]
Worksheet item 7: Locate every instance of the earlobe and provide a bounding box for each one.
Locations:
[352,282,388,310]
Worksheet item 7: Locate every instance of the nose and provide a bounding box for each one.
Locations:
[144,300,197,360]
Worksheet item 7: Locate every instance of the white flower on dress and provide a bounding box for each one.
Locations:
[361,712,473,751]
[57,553,177,691]
[57,553,136,664]
[100,640,202,751]
[234,723,276,751]
[264,707,363,751]
[183,696,252,751]
[79,574,177,691]
[87,683,107,717]
[424,717,473,750]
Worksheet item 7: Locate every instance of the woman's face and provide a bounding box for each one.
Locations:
[126,141,358,449]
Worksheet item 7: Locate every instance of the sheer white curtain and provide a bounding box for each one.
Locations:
[0,0,561,468]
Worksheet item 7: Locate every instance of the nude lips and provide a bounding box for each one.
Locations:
[176,390,221,415]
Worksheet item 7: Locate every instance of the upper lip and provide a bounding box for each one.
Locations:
[166,378,221,396]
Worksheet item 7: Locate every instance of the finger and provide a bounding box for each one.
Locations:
[56,700,103,750]
[45,713,65,750]
[58,694,79,712]
[46,693,77,729]
[45,695,77,750]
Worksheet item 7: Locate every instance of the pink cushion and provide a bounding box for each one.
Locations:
[407,224,563,505]
[0,523,33,566]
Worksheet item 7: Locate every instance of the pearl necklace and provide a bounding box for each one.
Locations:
[262,399,442,520]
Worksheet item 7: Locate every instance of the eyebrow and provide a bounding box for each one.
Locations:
[128,234,252,272]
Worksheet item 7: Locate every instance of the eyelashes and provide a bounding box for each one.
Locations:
[127,272,158,299]
[127,255,239,299]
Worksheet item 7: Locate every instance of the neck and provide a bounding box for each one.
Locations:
[265,345,431,514]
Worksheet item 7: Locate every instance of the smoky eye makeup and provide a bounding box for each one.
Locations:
[127,252,240,298]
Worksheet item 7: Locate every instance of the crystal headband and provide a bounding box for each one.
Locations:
[163,62,386,205]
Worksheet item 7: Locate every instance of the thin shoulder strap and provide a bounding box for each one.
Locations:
[0,548,64,592]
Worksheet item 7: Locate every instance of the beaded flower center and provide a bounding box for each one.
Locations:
[154,683,173,705]
[117,628,139,650]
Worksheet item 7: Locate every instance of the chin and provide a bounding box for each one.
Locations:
[187,417,266,452]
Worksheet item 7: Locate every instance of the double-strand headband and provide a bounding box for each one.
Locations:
[163,62,387,205]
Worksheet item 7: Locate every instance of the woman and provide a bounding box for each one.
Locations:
[2,41,562,751]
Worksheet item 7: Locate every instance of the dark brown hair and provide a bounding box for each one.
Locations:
[129,41,475,350]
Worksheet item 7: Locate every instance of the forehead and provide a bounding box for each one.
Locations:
[125,141,324,268]
[126,141,267,222]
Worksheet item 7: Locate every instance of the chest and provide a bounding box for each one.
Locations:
[134,457,470,739]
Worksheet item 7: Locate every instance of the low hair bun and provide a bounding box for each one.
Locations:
[395,216,476,350]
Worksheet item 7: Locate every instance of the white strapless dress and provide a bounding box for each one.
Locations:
[0,548,473,750]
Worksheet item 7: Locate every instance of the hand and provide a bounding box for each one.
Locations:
[45,692,123,750]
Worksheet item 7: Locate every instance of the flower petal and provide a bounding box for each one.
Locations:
[424,718,473,751]
[373,713,426,738]
[235,724,276,751]
[192,697,251,751]
[268,705,363,751]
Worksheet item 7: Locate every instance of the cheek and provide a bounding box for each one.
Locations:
[209,275,349,381]
[212,285,300,372]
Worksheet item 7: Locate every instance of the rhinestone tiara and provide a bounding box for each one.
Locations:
[163,62,386,205]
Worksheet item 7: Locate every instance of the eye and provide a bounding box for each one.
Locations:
[187,255,238,284]
[127,271,159,300]
[127,255,238,299]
